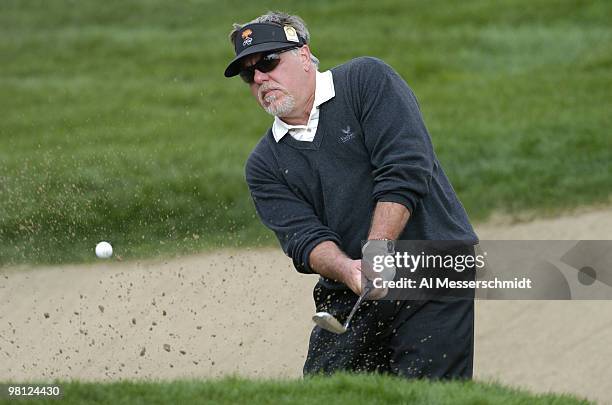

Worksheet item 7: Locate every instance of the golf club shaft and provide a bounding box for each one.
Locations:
[343,284,373,329]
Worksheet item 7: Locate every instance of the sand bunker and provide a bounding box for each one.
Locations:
[1,207,611,403]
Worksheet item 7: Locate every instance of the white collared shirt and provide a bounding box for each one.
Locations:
[272,70,335,142]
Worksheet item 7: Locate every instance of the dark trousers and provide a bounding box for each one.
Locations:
[303,283,474,379]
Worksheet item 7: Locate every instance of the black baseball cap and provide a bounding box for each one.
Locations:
[224,22,306,78]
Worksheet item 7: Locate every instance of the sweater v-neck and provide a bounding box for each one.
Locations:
[277,104,327,150]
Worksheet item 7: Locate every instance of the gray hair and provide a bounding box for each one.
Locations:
[229,11,319,68]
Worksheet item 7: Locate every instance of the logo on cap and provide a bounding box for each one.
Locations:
[283,26,299,42]
[242,29,253,46]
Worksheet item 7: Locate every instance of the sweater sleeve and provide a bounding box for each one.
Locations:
[245,146,342,274]
[352,57,436,213]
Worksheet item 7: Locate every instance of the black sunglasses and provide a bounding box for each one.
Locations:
[239,47,299,84]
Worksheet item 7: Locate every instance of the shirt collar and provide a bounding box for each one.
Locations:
[272,70,335,142]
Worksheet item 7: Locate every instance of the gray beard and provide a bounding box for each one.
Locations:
[263,92,296,117]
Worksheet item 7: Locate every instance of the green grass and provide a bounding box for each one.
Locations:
[1,0,611,265]
[0,374,592,404]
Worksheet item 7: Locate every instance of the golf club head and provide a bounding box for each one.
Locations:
[312,312,347,334]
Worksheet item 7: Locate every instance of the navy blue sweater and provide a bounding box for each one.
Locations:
[245,57,477,274]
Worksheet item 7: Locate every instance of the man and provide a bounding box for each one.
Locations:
[224,11,478,379]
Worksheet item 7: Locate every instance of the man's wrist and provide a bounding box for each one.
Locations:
[335,256,355,284]
[366,236,391,242]
[309,241,356,286]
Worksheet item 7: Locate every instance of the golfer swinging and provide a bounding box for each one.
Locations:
[224,11,478,378]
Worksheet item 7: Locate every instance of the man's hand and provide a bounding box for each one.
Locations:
[309,241,387,299]
[342,258,388,300]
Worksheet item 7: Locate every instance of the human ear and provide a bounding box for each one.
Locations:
[300,45,312,71]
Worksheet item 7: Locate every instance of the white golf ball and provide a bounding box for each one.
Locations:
[95,241,113,259]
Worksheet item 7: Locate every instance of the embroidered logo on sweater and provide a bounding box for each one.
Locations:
[339,126,355,143]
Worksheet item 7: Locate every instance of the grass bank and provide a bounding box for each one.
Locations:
[0,374,591,404]
[1,0,610,265]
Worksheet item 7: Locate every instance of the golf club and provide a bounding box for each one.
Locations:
[312,284,373,334]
